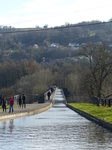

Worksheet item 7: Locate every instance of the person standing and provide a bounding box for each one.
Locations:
[0,95,2,106]
[9,96,14,113]
[1,97,6,112]
[19,95,22,108]
[22,94,26,108]
[4,97,7,112]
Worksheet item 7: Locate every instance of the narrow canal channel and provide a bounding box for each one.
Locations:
[0,89,112,150]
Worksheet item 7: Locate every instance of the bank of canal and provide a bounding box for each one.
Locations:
[67,103,112,132]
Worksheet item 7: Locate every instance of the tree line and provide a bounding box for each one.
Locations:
[0,43,112,104]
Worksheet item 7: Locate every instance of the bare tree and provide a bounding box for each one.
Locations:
[81,43,112,98]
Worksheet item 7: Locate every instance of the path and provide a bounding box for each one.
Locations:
[0,102,52,121]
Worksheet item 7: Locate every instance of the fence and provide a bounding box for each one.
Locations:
[92,96,112,107]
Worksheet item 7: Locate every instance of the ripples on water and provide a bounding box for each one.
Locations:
[0,91,112,150]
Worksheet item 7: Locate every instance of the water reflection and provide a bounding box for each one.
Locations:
[9,119,14,134]
[2,121,6,131]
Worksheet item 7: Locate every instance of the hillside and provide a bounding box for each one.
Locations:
[0,20,112,63]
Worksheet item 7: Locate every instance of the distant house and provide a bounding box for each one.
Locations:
[68,43,80,47]
[33,44,38,49]
[50,43,58,48]
[50,43,56,47]
[81,43,87,47]
[68,43,75,47]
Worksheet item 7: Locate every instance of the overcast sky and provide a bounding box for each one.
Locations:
[0,0,112,28]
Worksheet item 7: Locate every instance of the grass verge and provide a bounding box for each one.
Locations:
[0,105,18,110]
[69,103,112,124]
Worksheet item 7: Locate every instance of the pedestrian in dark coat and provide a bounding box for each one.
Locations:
[19,95,22,108]
[1,97,6,112]
[47,91,51,100]
[22,94,26,108]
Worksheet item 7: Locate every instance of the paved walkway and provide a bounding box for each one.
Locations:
[0,102,52,121]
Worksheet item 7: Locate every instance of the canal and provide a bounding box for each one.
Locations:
[0,89,112,150]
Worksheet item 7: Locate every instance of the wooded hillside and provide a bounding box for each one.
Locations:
[0,20,112,63]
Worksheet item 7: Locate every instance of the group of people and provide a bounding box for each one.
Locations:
[18,94,26,108]
[0,96,14,113]
[0,94,26,113]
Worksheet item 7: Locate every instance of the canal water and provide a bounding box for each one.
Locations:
[0,89,112,150]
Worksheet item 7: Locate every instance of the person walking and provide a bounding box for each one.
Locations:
[47,91,51,101]
[9,96,14,113]
[22,94,26,108]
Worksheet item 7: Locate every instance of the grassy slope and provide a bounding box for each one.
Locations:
[69,103,112,124]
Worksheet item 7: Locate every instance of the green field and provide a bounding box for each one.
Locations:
[69,103,112,124]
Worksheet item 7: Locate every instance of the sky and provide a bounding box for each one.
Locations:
[0,0,112,28]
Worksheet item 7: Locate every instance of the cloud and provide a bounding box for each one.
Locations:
[1,0,112,28]
[12,0,76,15]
